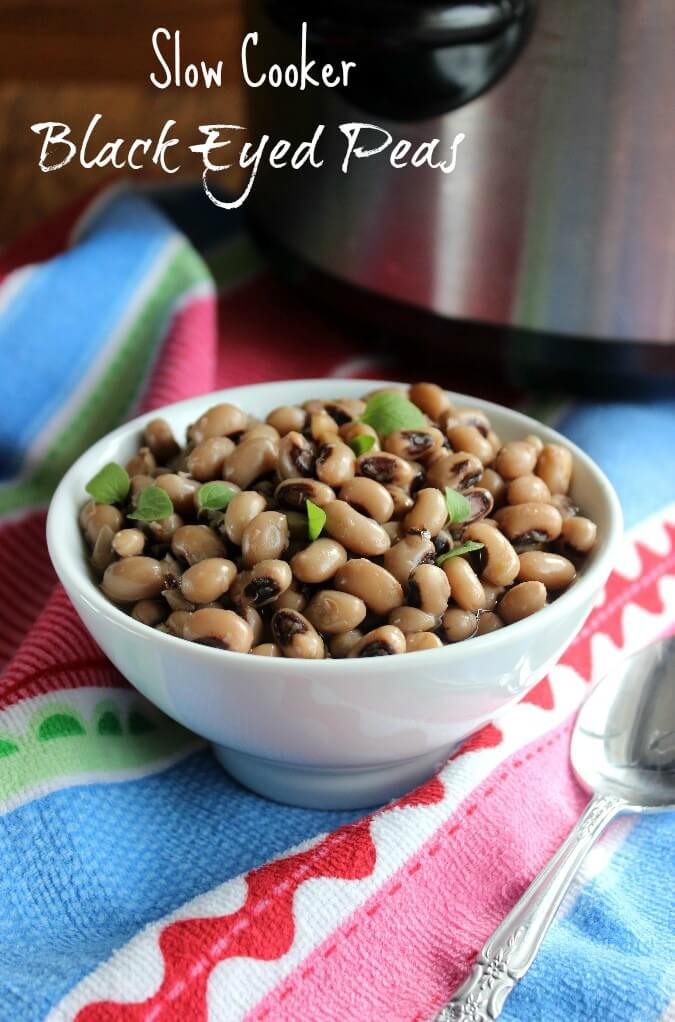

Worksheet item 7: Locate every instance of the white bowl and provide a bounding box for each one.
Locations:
[47,380,622,809]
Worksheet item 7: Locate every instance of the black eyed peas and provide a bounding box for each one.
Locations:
[324,500,391,557]
[290,538,348,584]
[241,511,289,567]
[271,609,325,659]
[83,389,597,657]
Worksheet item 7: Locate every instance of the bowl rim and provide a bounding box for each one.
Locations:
[47,378,624,671]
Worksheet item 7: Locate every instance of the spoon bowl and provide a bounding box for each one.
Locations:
[572,635,675,810]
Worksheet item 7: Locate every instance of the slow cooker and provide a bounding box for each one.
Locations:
[246,1,675,393]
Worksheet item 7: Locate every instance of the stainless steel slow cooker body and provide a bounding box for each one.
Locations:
[247,1,675,391]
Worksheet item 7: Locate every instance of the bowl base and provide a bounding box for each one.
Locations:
[212,744,455,810]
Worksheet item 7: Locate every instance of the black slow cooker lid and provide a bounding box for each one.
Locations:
[268,1,530,50]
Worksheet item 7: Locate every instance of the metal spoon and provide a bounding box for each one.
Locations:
[437,636,675,1021]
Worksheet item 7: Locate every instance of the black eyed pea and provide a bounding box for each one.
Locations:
[147,513,184,545]
[171,525,226,565]
[383,534,435,586]
[560,516,597,555]
[239,605,264,645]
[476,611,504,635]
[481,582,505,611]
[271,581,308,613]
[350,625,407,657]
[80,501,124,546]
[495,441,538,481]
[388,605,439,634]
[442,607,479,643]
[143,417,180,463]
[455,407,491,437]
[383,521,404,543]
[507,474,552,506]
[403,487,448,538]
[426,451,483,491]
[478,468,506,506]
[518,551,576,590]
[166,610,192,638]
[228,570,252,610]
[180,558,237,604]
[386,485,414,519]
[131,599,167,627]
[433,528,453,558]
[243,558,293,607]
[339,421,380,450]
[90,526,115,573]
[446,425,494,465]
[464,521,520,587]
[499,581,547,624]
[183,607,254,652]
[324,399,366,424]
[291,538,348,584]
[406,631,444,652]
[441,556,485,613]
[126,447,156,477]
[223,491,267,546]
[407,563,451,616]
[408,382,451,422]
[102,556,168,603]
[112,528,146,558]
[303,399,327,413]
[550,494,580,520]
[241,510,289,567]
[252,643,283,657]
[329,629,363,658]
[306,590,368,634]
[162,587,196,613]
[277,431,316,479]
[188,403,248,444]
[536,443,573,495]
[323,500,391,557]
[384,427,444,463]
[334,560,404,615]
[155,474,202,517]
[339,477,394,524]
[523,434,544,455]
[187,437,235,482]
[462,488,495,524]
[271,609,325,659]
[274,478,336,510]
[315,440,356,488]
[242,423,281,445]
[309,410,340,444]
[265,405,307,436]
[357,452,418,489]
[487,431,502,459]
[495,502,563,545]
[223,437,278,489]
[284,510,309,541]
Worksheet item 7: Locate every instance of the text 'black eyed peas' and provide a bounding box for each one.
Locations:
[79,384,598,658]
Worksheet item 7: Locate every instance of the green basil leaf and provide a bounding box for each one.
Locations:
[85,462,130,505]
[348,434,376,457]
[361,391,426,437]
[445,487,471,525]
[128,486,174,523]
[436,541,484,567]
[306,498,327,542]
[197,481,237,513]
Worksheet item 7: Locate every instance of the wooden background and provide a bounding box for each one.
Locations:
[0,0,245,242]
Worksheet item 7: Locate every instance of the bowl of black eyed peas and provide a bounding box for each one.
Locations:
[47,380,622,809]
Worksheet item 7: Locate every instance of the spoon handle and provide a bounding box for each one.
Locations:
[436,793,626,1021]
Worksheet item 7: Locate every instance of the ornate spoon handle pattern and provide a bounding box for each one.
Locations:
[436,794,626,1021]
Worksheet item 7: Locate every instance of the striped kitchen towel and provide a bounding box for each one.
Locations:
[0,184,673,1022]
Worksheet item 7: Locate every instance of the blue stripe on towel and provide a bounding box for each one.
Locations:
[0,193,176,480]
[0,749,360,1022]
[502,814,675,1022]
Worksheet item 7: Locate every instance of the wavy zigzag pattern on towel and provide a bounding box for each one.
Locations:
[62,509,675,1022]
